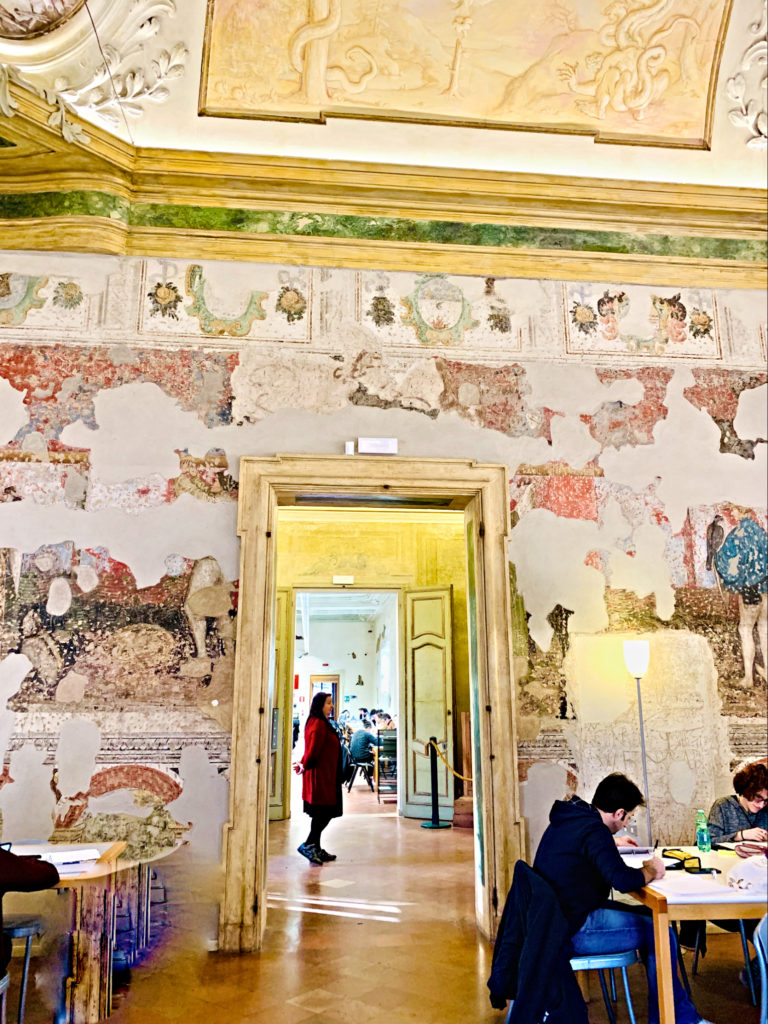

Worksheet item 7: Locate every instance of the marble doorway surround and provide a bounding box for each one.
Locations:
[219,454,526,952]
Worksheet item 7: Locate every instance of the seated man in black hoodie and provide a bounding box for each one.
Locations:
[533,773,713,1024]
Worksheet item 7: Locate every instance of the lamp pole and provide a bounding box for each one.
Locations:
[623,640,652,847]
[634,675,653,848]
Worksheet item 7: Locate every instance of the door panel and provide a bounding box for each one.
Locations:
[269,587,293,820]
[404,586,453,819]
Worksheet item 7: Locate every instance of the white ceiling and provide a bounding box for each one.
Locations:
[1,0,766,189]
[297,589,398,624]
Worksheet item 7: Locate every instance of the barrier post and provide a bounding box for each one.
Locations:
[420,737,451,830]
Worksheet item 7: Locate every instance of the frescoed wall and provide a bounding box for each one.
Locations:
[0,249,765,877]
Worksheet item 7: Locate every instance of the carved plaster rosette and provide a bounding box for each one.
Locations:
[0,2,88,40]
[725,0,767,149]
[0,0,187,144]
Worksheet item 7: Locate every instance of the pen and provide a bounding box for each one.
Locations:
[654,839,659,850]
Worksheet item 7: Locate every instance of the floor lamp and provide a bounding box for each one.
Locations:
[623,639,653,848]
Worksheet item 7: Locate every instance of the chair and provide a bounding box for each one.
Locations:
[0,972,9,1024]
[754,913,767,1024]
[2,915,43,1024]
[374,732,397,803]
[346,758,374,792]
[569,950,638,1024]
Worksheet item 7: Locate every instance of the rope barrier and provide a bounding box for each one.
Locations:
[428,739,473,783]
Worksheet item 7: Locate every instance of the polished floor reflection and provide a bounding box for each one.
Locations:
[12,782,762,1023]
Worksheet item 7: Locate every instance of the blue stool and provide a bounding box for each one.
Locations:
[570,949,638,1024]
[3,915,43,1024]
[0,972,9,1024]
[754,913,767,1024]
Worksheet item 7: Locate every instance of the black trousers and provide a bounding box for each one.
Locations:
[306,808,335,848]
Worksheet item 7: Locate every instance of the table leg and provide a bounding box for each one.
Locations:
[64,879,117,1024]
[115,865,151,963]
[132,865,151,954]
[652,907,675,1024]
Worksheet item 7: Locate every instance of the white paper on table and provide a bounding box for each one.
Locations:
[41,848,101,866]
[621,854,676,869]
[9,844,101,866]
[648,871,757,902]
[52,862,98,876]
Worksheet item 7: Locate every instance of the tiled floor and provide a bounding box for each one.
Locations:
[11,782,763,1023]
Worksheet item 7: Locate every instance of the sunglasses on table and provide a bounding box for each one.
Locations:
[661,849,721,875]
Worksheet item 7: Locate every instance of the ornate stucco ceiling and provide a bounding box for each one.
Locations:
[0,0,765,281]
[2,0,765,180]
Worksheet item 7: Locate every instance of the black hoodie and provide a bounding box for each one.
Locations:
[532,795,646,935]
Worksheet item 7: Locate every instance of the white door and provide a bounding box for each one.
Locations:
[402,586,454,820]
[268,587,293,820]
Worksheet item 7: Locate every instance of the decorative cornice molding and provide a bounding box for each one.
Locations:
[0,80,765,286]
[0,216,764,289]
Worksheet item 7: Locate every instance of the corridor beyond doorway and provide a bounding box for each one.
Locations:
[293,589,400,738]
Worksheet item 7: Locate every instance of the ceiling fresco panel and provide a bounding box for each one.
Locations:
[200,0,731,147]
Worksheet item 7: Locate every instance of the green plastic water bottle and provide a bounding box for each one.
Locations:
[695,809,711,853]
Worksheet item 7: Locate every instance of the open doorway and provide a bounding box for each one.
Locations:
[283,590,400,825]
[218,455,526,953]
[273,506,471,826]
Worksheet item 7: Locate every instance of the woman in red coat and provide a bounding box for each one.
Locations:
[293,691,343,865]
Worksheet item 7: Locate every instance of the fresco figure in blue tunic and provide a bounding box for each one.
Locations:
[708,516,768,686]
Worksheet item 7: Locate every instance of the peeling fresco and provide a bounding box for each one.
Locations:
[0,539,234,847]
[0,345,237,437]
[0,248,765,859]
[436,358,551,439]
[581,368,674,449]
[684,368,768,459]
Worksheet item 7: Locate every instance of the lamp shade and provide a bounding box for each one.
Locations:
[623,640,650,679]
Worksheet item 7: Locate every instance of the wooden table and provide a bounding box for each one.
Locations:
[9,842,126,1024]
[629,847,766,1024]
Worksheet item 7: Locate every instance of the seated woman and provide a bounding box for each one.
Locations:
[708,760,768,845]
[680,761,767,988]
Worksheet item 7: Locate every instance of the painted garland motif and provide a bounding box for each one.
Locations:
[185,265,267,337]
[400,274,478,346]
[0,273,48,325]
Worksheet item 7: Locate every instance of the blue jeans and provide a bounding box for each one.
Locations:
[571,901,701,1024]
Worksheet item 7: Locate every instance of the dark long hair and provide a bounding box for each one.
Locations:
[308,691,331,720]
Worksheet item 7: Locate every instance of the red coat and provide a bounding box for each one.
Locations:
[300,716,342,811]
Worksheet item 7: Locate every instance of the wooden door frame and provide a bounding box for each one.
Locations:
[218,454,525,953]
